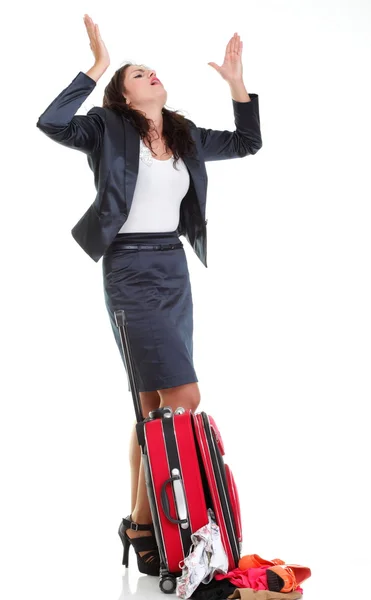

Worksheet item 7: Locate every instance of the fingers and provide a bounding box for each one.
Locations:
[235,33,239,53]
[233,33,241,55]
[83,15,94,40]
[84,14,95,31]
[95,23,102,39]
[83,14,98,42]
[226,32,241,55]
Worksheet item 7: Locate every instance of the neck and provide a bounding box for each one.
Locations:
[137,104,164,139]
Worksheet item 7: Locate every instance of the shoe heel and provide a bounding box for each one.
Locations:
[122,535,130,567]
[118,520,130,567]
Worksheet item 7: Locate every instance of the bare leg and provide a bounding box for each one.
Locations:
[129,424,141,513]
[129,391,161,513]
[127,382,201,557]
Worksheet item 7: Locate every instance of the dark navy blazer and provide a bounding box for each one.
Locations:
[36,71,262,267]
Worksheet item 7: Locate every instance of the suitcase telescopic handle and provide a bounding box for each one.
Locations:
[161,471,189,529]
[114,310,144,423]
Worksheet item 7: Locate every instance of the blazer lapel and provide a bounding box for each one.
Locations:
[122,116,206,217]
[123,117,140,216]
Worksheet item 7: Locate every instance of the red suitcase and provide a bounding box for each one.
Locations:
[114,309,242,593]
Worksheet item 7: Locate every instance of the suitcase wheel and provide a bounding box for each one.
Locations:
[159,575,176,594]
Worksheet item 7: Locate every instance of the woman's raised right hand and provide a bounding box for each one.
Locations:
[83,14,110,69]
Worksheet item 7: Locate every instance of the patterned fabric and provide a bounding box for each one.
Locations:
[176,509,229,599]
[139,138,154,166]
[139,137,174,166]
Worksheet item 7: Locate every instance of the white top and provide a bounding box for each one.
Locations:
[118,138,190,233]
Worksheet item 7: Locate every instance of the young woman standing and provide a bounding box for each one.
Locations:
[36,14,262,576]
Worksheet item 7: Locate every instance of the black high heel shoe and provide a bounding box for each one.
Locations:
[118,514,160,576]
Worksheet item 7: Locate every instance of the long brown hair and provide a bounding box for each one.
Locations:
[102,63,197,169]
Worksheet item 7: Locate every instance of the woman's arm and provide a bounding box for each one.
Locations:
[36,69,107,155]
[36,16,110,154]
[195,92,262,161]
[196,32,262,160]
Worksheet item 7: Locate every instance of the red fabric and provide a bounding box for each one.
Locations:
[215,567,269,590]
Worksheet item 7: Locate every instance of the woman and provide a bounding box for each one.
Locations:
[36,14,262,576]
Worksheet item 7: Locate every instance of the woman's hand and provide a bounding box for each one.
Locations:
[208,33,243,83]
[83,14,110,69]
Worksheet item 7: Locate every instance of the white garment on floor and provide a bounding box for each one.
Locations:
[176,509,229,599]
[118,138,190,233]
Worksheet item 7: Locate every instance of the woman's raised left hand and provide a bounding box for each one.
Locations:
[208,33,243,83]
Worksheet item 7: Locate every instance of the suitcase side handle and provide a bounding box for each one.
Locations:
[114,309,144,423]
[161,472,189,529]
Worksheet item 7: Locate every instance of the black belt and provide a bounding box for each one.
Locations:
[115,242,183,251]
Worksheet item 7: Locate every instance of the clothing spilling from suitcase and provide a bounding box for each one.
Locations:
[114,310,312,597]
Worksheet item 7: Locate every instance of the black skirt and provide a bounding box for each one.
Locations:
[102,230,198,392]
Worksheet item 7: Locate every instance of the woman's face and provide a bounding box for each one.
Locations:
[123,64,167,109]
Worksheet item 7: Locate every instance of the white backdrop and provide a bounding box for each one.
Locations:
[1,1,370,599]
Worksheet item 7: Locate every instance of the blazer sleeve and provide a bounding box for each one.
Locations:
[195,94,262,161]
[36,71,106,155]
